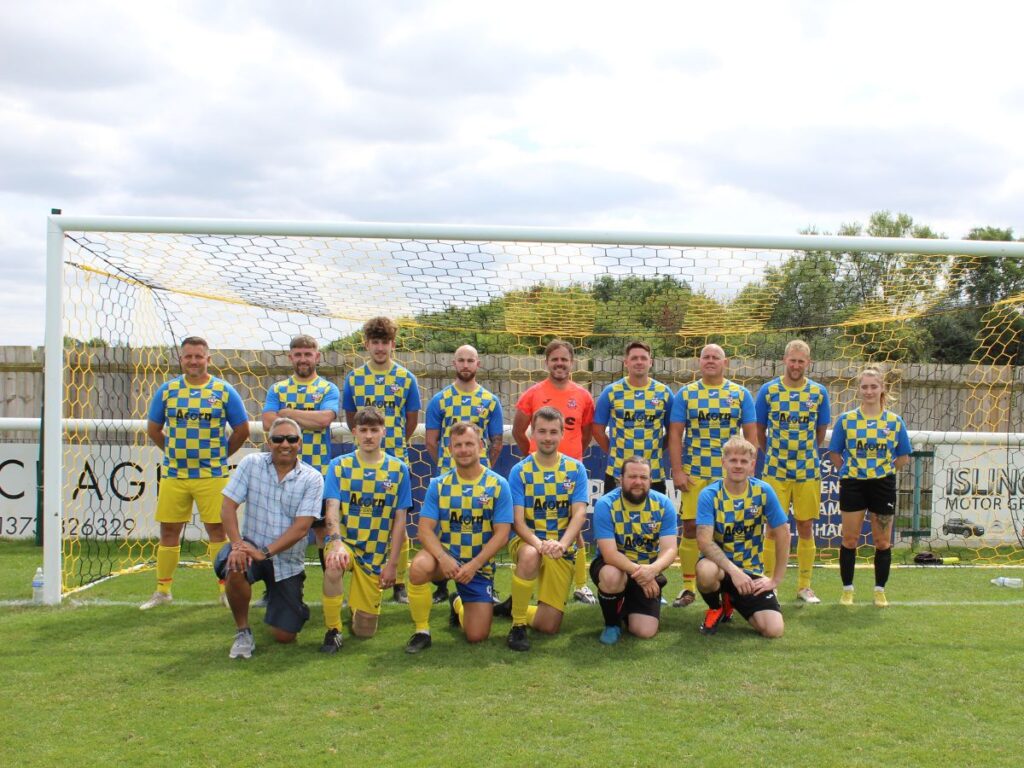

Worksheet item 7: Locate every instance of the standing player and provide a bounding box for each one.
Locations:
[425,344,503,605]
[512,340,596,604]
[755,339,831,603]
[591,456,678,644]
[342,317,421,603]
[668,344,756,608]
[261,335,339,601]
[404,422,512,653]
[141,336,250,610]
[829,367,912,607]
[504,407,589,652]
[695,436,789,638]
[319,407,412,652]
[593,340,673,494]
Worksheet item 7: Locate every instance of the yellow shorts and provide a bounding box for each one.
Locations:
[508,537,574,613]
[680,476,715,521]
[155,476,229,524]
[764,477,821,522]
[346,557,383,617]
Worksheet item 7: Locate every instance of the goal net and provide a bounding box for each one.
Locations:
[41,215,1024,599]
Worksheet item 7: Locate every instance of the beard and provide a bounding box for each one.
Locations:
[622,486,648,505]
[456,369,475,383]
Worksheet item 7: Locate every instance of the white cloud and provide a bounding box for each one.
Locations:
[2,0,1024,347]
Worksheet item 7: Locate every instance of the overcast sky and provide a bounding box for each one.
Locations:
[2,1,1022,346]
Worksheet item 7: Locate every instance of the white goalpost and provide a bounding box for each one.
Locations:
[37,212,1024,603]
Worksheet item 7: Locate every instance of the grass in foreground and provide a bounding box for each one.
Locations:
[2,539,1024,767]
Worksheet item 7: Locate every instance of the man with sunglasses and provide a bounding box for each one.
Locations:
[216,418,324,658]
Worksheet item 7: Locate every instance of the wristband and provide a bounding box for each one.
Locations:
[323,534,341,544]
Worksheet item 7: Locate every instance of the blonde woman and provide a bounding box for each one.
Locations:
[828,368,912,607]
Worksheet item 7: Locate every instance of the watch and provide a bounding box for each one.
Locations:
[260,546,273,559]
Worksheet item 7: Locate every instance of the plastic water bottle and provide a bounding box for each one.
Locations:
[990,576,1023,588]
[31,567,44,603]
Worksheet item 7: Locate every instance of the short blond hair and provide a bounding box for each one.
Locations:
[722,435,757,460]
[784,339,810,358]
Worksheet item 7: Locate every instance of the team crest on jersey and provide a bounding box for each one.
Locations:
[381,478,393,491]
[561,480,575,493]
[729,393,741,405]
[567,399,577,409]
[473,490,494,509]
[389,384,402,395]
[474,405,486,416]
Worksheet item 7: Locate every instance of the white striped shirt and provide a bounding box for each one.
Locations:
[223,452,323,581]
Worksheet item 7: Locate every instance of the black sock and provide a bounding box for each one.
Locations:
[598,589,624,627]
[699,589,721,609]
[874,548,892,588]
[840,545,856,587]
[318,547,325,572]
[432,579,448,590]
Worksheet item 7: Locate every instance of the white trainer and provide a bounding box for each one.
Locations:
[796,587,821,604]
[139,591,173,610]
[573,585,597,605]
[229,629,255,659]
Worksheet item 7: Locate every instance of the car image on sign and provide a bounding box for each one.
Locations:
[941,517,985,537]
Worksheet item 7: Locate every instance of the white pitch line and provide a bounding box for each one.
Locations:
[3,598,1024,609]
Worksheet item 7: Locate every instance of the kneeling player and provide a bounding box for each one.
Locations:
[591,456,678,645]
[504,407,589,651]
[404,422,512,653]
[695,436,788,638]
[320,407,411,652]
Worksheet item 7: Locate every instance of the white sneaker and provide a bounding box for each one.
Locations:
[229,629,255,659]
[140,591,173,610]
[573,585,597,605]
[796,587,821,604]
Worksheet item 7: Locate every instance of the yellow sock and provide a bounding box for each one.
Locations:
[797,538,816,591]
[511,574,536,626]
[217,579,226,596]
[407,581,432,633]
[574,545,587,590]
[395,539,410,587]
[526,605,538,627]
[206,538,226,565]
[452,595,465,627]
[762,540,776,581]
[680,537,699,593]
[156,545,180,594]
[322,594,344,632]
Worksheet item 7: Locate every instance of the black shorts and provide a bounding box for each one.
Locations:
[839,475,897,516]
[589,554,667,620]
[214,542,311,634]
[603,473,667,496]
[720,573,782,620]
[309,499,329,529]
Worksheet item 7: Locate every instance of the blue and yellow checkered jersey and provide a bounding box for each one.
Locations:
[420,468,513,579]
[696,478,787,577]
[323,452,412,576]
[828,409,912,480]
[669,379,756,479]
[147,375,248,479]
[263,376,340,474]
[755,377,831,481]
[425,383,504,474]
[593,488,678,566]
[594,377,673,481]
[508,453,589,550]
[342,363,422,463]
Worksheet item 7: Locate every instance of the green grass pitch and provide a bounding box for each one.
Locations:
[1,539,1023,767]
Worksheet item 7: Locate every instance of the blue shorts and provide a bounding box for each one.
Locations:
[214,541,310,634]
[455,572,494,603]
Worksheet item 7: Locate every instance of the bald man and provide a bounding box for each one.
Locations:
[424,345,505,604]
[668,344,757,607]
